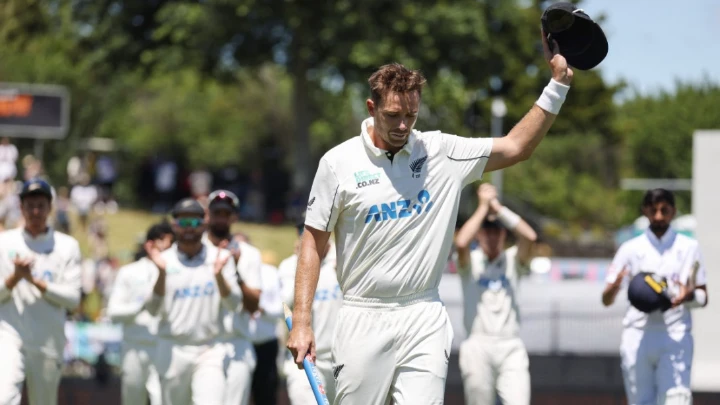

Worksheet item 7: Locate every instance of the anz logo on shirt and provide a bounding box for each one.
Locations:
[173,281,215,300]
[31,270,53,282]
[315,285,341,302]
[364,189,434,224]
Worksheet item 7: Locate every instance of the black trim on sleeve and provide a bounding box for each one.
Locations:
[325,185,340,231]
[446,154,490,162]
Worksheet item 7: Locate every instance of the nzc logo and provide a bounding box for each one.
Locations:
[364,190,434,224]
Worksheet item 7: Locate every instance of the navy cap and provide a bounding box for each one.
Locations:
[171,198,205,218]
[627,272,673,313]
[541,2,609,70]
[19,178,53,201]
[208,189,239,213]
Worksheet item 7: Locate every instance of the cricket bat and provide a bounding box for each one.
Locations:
[283,303,330,405]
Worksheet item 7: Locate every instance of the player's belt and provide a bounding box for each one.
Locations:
[342,289,440,309]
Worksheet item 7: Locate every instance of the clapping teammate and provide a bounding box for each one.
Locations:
[145,198,242,405]
[202,189,263,405]
[107,222,174,405]
[0,179,82,405]
[454,183,536,405]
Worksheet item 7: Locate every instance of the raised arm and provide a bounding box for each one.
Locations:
[488,198,537,266]
[455,184,496,269]
[485,30,573,173]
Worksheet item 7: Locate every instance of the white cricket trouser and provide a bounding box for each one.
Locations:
[284,351,336,405]
[222,336,257,405]
[620,328,694,405]
[332,290,453,405]
[121,341,161,405]
[459,336,530,405]
[154,338,227,405]
[0,337,62,405]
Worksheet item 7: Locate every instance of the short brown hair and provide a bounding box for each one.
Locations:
[368,63,427,107]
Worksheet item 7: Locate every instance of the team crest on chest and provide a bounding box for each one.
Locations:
[409,156,428,178]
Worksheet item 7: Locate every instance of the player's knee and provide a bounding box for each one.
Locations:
[661,386,692,405]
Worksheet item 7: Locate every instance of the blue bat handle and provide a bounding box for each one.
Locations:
[285,315,331,405]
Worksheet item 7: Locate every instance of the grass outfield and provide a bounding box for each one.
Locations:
[69,209,299,265]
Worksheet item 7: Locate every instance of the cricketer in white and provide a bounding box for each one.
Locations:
[107,222,174,405]
[280,226,341,405]
[202,190,263,405]
[454,183,537,405]
[288,35,573,405]
[0,179,82,405]
[603,189,708,405]
[145,198,242,405]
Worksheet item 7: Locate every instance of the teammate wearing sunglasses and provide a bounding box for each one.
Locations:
[145,198,242,405]
[203,189,263,405]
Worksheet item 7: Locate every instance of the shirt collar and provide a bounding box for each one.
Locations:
[176,243,207,263]
[360,117,417,157]
[644,228,677,253]
[23,227,53,243]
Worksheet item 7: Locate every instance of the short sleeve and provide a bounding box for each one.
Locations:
[681,244,707,287]
[441,134,493,185]
[305,156,341,232]
[606,243,631,284]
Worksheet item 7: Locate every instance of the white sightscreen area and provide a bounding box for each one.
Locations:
[691,130,720,392]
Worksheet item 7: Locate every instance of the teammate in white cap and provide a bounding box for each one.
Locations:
[0,178,82,405]
[107,221,174,405]
[602,189,708,405]
[280,219,341,404]
[287,31,574,404]
[454,183,537,405]
[145,198,242,405]
[202,189,262,405]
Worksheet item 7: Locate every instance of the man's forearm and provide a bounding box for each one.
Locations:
[455,204,489,249]
[293,251,321,327]
[153,272,166,297]
[508,105,557,162]
[215,273,232,298]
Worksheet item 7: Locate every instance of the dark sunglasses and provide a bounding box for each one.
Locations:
[175,218,204,228]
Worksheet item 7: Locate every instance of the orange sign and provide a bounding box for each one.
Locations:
[0,95,33,118]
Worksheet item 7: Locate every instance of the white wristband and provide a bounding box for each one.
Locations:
[535,79,570,115]
[496,206,521,229]
[687,288,707,308]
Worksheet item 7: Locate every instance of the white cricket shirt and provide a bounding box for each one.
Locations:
[459,246,528,339]
[606,229,707,334]
[200,234,264,339]
[279,243,342,355]
[305,117,493,299]
[146,243,242,344]
[107,257,159,344]
[0,228,82,358]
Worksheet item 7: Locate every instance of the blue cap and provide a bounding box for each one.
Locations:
[627,272,672,313]
[19,178,53,201]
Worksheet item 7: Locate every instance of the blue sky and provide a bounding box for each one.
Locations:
[579,0,720,98]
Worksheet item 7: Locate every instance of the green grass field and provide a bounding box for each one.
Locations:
[70,209,299,265]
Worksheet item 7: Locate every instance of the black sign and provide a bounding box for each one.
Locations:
[0,83,70,139]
